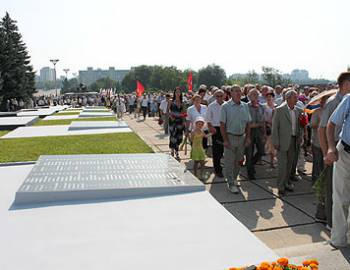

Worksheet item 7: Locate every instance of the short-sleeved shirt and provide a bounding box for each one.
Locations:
[319,92,344,141]
[186,104,208,130]
[310,108,322,147]
[220,99,251,135]
[330,94,350,145]
[206,100,222,127]
[247,102,265,125]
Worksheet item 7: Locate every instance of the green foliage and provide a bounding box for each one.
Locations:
[89,77,121,92]
[35,79,64,90]
[313,166,328,201]
[262,66,291,87]
[61,78,79,94]
[122,65,199,93]
[198,64,226,87]
[0,12,36,110]
[0,132,153,163]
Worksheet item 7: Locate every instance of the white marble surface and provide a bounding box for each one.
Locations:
[1,125,132,138]
[43,115,79,120]
[68,121,128,130]
[17,108,57,117]
[79,111,115,118]
[0,116,38,126]
[0,164,276,270]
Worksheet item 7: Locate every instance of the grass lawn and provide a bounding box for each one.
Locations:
[34,117,117,126]
[54,111,81,115]
[0,132,153,163]
[0,130,10,137]
[83,109,110,112]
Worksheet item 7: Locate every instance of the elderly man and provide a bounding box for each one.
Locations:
[319,72,350,229]
[220,85,251,194]
[245,89,266,180]
[272,90,303,196]
[207,89,225,177]
[326,92,350,248]
[258,85,269,104]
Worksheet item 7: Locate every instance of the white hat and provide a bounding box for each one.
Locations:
[194,116,205,124]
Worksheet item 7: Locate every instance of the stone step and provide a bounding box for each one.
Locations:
[274,241,350,270]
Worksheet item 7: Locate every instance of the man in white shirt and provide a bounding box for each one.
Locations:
[207,90,225,177]
[160,94,170,135]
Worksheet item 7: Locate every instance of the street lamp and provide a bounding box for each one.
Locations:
[50,59,59,96]
[63,68,70,80]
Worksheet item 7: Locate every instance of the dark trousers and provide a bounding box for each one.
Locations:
[141,106,148,119]
[312,145,324,183]
[212,127,224,174]
[129,105,135,114]
[277,137,298,191]
[325,165,333,227]
[245,129,264,178]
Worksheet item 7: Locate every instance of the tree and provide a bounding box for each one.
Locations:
[0,12,36,110]
[89,77,119,92]
[245,70,260,84]
[198,64,226,87]
[261,66,291,86]
[61,78,79,94]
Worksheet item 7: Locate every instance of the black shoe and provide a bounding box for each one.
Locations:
[315,203,327,223]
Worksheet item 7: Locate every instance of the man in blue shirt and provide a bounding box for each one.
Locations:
[326,72,350,248]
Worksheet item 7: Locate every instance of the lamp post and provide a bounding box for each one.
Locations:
[50,59,59,96]
[63,68,70,80]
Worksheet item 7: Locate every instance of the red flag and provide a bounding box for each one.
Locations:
[135,80,145,97]
[187,71,193,91]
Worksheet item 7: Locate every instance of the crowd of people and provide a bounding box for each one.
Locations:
[120,72,350,249]
[5,72,350,249]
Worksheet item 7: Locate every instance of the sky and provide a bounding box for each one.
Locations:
[1,0,349,80]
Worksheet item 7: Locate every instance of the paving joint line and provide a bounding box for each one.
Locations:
[246,179,317,220]
[251,221,317,233]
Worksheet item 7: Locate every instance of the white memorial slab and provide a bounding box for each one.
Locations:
[83,108,110,112]
[14,154,202,205]
[1,125,131,139]
[68,121,128,130]
[0,112,17,117]
[56,110,81,114]
[0,116,39,130]
[17,108,57,118]
[43,115,79,120]
[79,111,115,118]
[0,164,277,270]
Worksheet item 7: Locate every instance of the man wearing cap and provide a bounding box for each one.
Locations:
[220,85,251,194]
[272,90,303,196]
[207,89,225,177]
[319,72,350,229]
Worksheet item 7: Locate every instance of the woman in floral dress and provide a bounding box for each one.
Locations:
[168,88,186,161]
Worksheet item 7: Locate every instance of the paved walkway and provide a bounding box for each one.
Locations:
[125,114,350,269]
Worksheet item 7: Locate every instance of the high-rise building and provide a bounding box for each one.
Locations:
[79,67,130,85]
[39,67,55,82]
